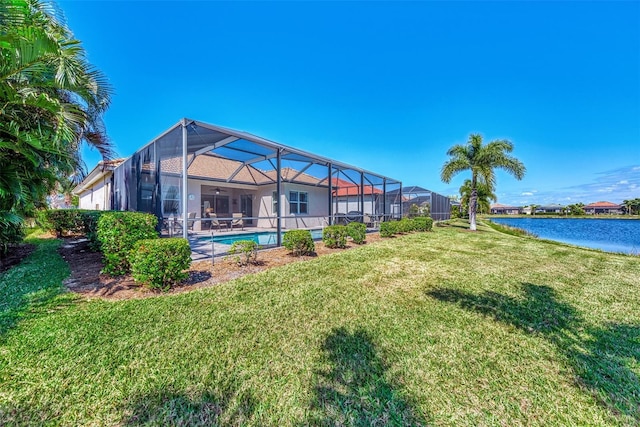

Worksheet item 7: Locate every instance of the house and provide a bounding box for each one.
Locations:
[537,204,565,214]
[583,201,622,215]
[490,203,521,215]
[73,119,402,241]
[74,159,125,210]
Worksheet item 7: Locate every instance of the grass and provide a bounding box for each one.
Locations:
[484,219,538,238]
[0,221,639,426]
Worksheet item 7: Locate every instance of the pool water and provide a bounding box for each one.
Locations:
[202,229,324,246]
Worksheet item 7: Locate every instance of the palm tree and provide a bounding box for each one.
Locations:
[622,199,640,216]
[0,0,113,216]
[459,179,496,216]
[441,134,526,230]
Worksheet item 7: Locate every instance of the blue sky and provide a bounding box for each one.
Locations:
[60,0,639,206]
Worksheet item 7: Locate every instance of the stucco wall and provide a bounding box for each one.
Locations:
[78,178,110,210]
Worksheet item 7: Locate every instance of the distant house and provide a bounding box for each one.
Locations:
[583,201,622,215]
[490,203,521,215]
[73,159,125,210]
[522,204,565,215]
[538,204,564,214]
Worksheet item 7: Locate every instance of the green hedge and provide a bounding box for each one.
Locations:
[38,209,84,236]
[130,238,191,291]
[35,209,106,247]
[282,229,315,256]
[397,218,415,233]
[413,217,433,232]
[97,212,158,275]
[346,222,366,244]
[322,225,348,249]
[380,217,433,238]
[380,221,398,237]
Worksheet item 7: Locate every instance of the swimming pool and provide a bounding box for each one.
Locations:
[201,229,324,246]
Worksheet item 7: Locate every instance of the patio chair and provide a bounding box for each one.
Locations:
[187,212,197,231]
[208,213,223,231]
[231,212,244,230]
[363,214,375,228]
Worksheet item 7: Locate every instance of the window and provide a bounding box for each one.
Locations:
[162,185,180,215]
[289,191,308,214]
[272,191,278,215]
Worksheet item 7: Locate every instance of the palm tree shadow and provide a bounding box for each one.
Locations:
[427,284,640,422]
[308,327,428,426]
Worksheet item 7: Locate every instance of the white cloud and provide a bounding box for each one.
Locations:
[619,180,629,184]
[521,192,534,196]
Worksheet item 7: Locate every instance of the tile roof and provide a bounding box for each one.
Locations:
[332,178,383,197]
[584,201,622,208]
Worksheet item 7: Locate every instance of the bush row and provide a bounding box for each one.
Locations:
[322,223,367,248]
[36,209,105,249]
[380,217,433,237]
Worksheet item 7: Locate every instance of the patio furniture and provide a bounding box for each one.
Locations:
[231,213,244,230]
[187,212,197,231]
[363,214,376,228]
[208,213,224,231]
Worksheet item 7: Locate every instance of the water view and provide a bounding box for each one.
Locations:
[489,217,640,255]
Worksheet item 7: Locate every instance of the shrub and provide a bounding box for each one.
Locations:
[0,213,25,257]
[413,217,433,232]
[42,209,85,237]
[130,238,191,291]
[346,222,366,244]
[228,240,260,266]
[34,209,52,231]
[36,209,105,244]
[97,211,158,275]
[380,221,398,238]
[322,225,348,249]
[397,218,416,234]
[282,229,315,256]
[80,211,106,250]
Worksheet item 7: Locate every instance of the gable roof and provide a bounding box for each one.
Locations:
[72,158,125,194]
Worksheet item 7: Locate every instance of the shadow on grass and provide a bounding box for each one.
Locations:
[308,327,428,426]
[428,284,640,422]
[121,384,256,426]
[0,239,70,342]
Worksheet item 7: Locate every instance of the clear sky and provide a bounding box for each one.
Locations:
[59,0,639,206]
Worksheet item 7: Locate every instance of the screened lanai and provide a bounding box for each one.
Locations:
[111,118,402,244]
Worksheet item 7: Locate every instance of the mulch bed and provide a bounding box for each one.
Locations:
[0,244,36,274]
[57,233,382,301]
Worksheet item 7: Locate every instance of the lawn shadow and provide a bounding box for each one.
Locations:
[308,327,428,426]
[427,283,640,422]
[0,241,70,342]
[121,383,256,426]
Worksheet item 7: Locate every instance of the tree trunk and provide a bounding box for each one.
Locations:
[469,176,477,231]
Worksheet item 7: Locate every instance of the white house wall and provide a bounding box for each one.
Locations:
[78,177,110,210]
[335,195,378,215]
[282,183,329,229]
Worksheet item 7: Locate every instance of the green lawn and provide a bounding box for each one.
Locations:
[1,221,639,426]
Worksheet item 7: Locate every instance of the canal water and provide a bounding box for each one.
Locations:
[489,217,640,255]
